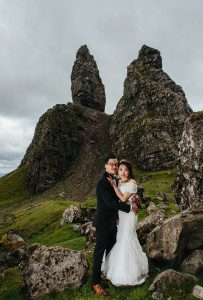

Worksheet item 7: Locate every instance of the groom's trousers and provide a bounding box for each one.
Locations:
[92,224,117,284]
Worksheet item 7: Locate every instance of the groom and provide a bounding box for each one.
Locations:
[91,154,138,296]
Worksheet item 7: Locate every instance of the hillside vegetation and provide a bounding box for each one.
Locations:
[1,167,202,300]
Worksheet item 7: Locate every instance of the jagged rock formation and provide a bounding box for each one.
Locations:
[71,45,106,112]
[20,103,111,197]
[173,111,203,211]
[110,45,192,170]
[17,44,195,199]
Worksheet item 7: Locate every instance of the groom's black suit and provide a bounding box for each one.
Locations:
[92,172,131,284]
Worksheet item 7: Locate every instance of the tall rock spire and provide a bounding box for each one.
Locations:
[71,45,106,112]
[110,45,192,170]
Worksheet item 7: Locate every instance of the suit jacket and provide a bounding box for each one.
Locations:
[92,172,131,228]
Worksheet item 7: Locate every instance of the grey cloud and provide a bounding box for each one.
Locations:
[0,0,203,174]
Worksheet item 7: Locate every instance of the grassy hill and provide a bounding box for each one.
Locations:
[0,165,33,209]
[0,167,202,299]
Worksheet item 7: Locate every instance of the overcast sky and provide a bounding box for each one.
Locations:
[0,0,203,175]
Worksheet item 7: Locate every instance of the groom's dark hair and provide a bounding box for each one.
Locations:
[104,153,117,164]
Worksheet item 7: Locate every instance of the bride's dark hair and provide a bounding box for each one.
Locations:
[118,160,134,179]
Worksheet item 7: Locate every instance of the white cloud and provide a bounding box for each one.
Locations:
[0,116,34,174]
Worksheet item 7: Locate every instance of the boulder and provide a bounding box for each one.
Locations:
[71,222,96,244]
[181,249,203,274]
[146,210,203,264]
[136,202,167,245]
[156,191,169,201]
[149,269,197,296]
[192,285,203,299]
[60,205,95,226]
[151,291,164,300]
[23,245,88,299]
[0,232,28,271]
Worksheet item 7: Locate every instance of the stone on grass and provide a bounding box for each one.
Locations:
[24,245,88,299]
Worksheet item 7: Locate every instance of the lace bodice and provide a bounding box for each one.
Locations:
[118,180,137,204]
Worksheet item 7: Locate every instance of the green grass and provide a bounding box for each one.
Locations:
[83,197,97,208]
[134,168,180,220]
[135,168,177,198]
[0,267,30,300]
[0,199,87,250]
[0,167,189,299]
[0,165,33,208]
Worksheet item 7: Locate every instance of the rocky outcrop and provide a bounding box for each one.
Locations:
[71,45,106,112]
[60,205,96,244]
[146,209,203,264]
[24,245,88,299]
[173,111,203,211]
[60,205,95,226]
[0,232,28,271]
[136,202,167,245]
[149,269,197,298]
[110,45,192,170]
[180,250,203,274]
[19,103,111,197]
[71,222,96,244]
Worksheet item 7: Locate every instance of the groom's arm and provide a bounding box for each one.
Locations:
[97,180,131,213]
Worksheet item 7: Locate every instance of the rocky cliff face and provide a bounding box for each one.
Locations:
[110,45,192,170]
[173,111,203,211]
[71,45,106,112]
[20,103,111,196]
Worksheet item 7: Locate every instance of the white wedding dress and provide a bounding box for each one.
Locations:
[102,180,148,286]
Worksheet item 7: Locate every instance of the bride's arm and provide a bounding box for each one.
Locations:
[113,186,133,202]
[107,178,132,202]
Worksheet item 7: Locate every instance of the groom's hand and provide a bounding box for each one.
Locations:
[131,203,138,214]
[131,194,139,203]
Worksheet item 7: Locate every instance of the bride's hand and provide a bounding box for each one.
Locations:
[131,194,139,203]
[131,203,138,214]
[107,177,116,187]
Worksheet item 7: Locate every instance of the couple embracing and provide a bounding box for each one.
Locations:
[91,154,148,296]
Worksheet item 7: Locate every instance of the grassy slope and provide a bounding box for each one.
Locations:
[0,168,201,300]
[0,165,33,209]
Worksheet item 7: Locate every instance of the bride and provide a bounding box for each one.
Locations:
[102,159,148,286]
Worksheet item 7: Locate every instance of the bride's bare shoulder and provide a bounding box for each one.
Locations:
[129,179,137,184]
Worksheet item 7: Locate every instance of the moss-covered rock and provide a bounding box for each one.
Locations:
[19,103,111,197]
[110,45,192,170]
